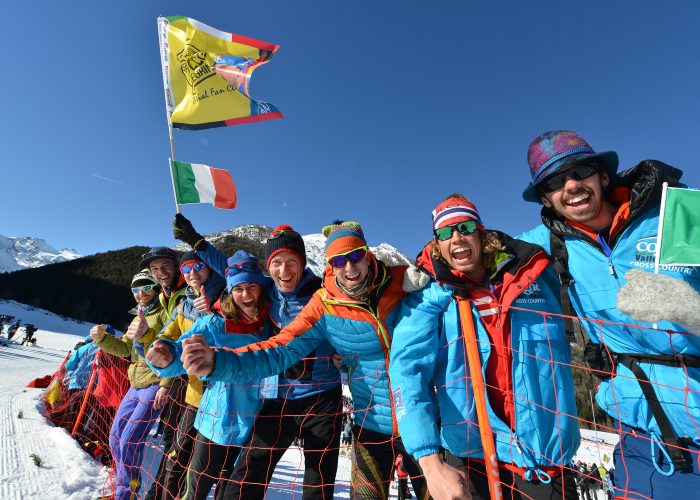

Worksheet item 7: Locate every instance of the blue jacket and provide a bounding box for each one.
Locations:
[147,313,266,446]
[195,241,340,400]
[518,161,700,442]
[206,258,408,436]
[64,338,98,390]
[390,234,579,479]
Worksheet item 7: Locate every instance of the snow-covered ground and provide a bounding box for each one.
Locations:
[0,299,620,499]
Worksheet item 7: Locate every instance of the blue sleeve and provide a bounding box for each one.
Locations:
[64,350,81,372]
[145,316,211,377]
[389,284,444,460]
[195,242,228,278]
[205,315,327,384]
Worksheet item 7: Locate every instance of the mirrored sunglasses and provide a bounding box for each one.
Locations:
[181,262,208,274]
[434,220,478,241]
[539,163,599,193]
[131,284,158,294]
[225,261,260,277]
[327,248,367,268]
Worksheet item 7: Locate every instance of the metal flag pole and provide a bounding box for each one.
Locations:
[653,182,669,275]
[158,16,180,214]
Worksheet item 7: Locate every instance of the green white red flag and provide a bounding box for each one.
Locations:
[170,160,237,209]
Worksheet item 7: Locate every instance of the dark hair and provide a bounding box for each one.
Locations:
[219,285,267,321]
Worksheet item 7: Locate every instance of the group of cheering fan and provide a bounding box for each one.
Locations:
[85,129,699,500]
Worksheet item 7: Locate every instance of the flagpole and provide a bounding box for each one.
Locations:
[168,158,181,214]
[158,17,180,214]
[654,182,669,274]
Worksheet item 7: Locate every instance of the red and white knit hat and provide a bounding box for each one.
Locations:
[431,197,483,231]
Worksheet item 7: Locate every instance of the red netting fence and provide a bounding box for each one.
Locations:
[38,308,699,499]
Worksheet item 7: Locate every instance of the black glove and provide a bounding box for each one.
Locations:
[173,213,204,247]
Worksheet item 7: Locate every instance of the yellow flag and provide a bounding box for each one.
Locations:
[158,16,282,130]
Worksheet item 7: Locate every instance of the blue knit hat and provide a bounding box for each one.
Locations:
[225,250,266,292]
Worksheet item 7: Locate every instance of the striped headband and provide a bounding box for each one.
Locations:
[432,198,482,231]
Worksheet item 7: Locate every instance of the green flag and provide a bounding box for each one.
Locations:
[659,186,700,265]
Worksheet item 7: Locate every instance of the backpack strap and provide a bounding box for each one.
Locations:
[549,232,586,344]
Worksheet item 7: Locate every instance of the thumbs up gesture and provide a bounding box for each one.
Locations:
[126,308,150,340]
[90,324,107,343]
[182,334,215,377]
[193,286,211,315]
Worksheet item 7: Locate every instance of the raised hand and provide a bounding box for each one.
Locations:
[89,324,106,343]
[146,340,175,368]
[173,213,204,247]
[182,334,215,377]
[193,286,211,315]
[126,309,150,340]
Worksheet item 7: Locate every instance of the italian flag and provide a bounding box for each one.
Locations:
[171,160,237,209]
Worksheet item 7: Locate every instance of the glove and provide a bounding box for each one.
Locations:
[403,265,431,293]
[173,213,204,247]
[617,269,700,334]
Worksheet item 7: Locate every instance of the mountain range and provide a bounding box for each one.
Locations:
[0,235,80,273]
[174,224,413,275]
[1,225,412,275]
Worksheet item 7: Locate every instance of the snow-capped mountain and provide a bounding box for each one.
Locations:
[0,235,81,273]
[175,224,412,276]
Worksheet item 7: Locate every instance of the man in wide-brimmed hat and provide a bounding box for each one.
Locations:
[519,130,700,498]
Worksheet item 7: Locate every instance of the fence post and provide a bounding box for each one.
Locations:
[72,350,101,438]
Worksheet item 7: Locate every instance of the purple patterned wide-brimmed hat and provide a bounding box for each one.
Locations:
[522,130,618,203]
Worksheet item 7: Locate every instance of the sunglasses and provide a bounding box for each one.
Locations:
[181,262,208,274]
[539,163,599,193]
[434,220,478,241]
[269,228,301,240]
[131,284,158,294]
[327,248,367,268]
[225,261,260,277]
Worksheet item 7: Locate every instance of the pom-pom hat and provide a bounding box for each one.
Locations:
[264,225,306,269]
[322,220,368,258]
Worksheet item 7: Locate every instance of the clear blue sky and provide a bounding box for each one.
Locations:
[2,1,699,260]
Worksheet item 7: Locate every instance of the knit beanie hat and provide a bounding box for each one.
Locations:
[131,269,159,288]
[322,220,368,258]
[264,225,306,269]
[225,250,266,292]
[180,250,205,267]
[431,197,483,231]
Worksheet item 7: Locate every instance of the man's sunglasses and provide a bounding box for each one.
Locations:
[327,248,367,268]
[539,163,599,194]
[181,262,208,274]
[225,261,260,277]
[131,284,158,294]
[434,220,478,241]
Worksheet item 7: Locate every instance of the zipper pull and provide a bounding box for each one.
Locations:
[608,259,617,278]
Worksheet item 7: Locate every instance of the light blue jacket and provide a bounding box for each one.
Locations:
[390,235,579,479]
[205,260,408,436]
[64,338,98,390]
[194,242,340,400]
[518,161,700,441]
[148,313,265,446]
